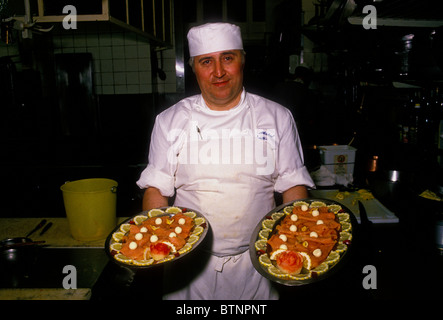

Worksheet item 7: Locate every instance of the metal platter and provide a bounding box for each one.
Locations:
[105,206,209,269]
[249,198,357,286]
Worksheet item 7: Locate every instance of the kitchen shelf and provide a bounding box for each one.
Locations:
[17,0,173,48]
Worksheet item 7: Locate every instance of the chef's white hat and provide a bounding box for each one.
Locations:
[187,23,243,57]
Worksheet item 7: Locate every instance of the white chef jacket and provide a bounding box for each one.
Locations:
[137,89,315,299]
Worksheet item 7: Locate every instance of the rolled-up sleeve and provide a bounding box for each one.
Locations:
[274,109,315,193]
[136,114,177,197]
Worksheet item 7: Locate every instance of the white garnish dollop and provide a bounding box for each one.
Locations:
[135,232,143,240]
[310,231,318,238]
[169,232,177,238]
[316,220,324,225]
[289,224,297,232]
[312,209,319,217]
[290,214,298,221]
[178,218,186,225]
[313,248,322,257]
[140,226,148,233]
[301,204,308,211]
[155,217,162,225]
[129,241,137,250]
[175,226,182,234]
[279,234,287,242]
[150,235,158,242]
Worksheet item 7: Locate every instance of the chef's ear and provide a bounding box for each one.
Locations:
[189,57,195,72]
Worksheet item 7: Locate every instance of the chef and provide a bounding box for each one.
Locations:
[136,22,315,300]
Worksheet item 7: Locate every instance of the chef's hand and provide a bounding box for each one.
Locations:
[143,187,169,210]
[282,185,308,203]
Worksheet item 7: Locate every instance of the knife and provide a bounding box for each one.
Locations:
[39,222,53,236]
[26,219,47,238]
[358,201,372,226]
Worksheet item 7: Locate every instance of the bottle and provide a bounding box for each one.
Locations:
[409,90,421,145]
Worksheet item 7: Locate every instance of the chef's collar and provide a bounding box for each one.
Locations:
[195,89,247,114]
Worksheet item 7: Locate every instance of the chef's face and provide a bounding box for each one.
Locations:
[193,50,244,111]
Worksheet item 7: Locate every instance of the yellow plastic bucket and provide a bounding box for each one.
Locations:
[61,178,118,241]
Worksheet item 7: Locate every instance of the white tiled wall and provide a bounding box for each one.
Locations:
[0,23,177,95]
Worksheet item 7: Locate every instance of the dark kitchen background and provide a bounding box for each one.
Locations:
[1,0,443,218]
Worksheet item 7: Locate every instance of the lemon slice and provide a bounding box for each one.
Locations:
[327,204,342,213]
[255,239,267,251]
[166,206,182,214]
[161,254,175,263]
[299,252,312,270]
[194,217,205,225]
[133,215,148,225]
[178,243,192,254]
[341,221,352,232]
[133,259,154,266]
[310,201,327,208]
[267,265,288,278]
[148,209,165,218]
[335,243,348,253]
[337,212,350,222]
[312,262,329,275]
[340,231,352,242]
[258,254,272,267]
[183,211,197,219]
[261,219,275,230]
[110,242,122,252]
[114,253,132,263]
[187,234,199,245]
[272,212,285,221]
[325,251,340,265]
[283,206,294,215]
[192,225,204,236]
[289,272,311,280]
[259,229,270,240]
[269,248,288,260]
[293,201,309,207]
[112,231,126,242]
[120,223,131,233]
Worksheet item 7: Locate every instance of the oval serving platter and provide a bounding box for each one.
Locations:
[105,206,209,269]
[249,198,357,286]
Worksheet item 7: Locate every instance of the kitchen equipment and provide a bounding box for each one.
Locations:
[105,206,210,269]
[249,198,357,286]
[358,200,372,226]
[61,178,118,241]
[25,219,47,238]
[39,222,53,236]
[0,237,43,287]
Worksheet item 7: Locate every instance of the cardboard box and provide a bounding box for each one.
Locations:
[319,145,357,176]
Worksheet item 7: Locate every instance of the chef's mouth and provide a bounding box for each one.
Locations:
[212,80,229,87]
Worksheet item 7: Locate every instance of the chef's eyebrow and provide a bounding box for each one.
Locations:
[197,51,236,63]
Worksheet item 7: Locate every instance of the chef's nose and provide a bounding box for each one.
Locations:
[213,60,226,78]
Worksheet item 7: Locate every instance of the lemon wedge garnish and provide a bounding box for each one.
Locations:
[194,217,205,225]
[259,254,272,267]
[312,262,329,275]
[178,243,192,254]
[325,251,340,265]
[183,211,197,219]
[120,223,131,233]
[192,226,204,236]
[165,206,182,214]
[340,231,352,242]
[261,219,275,230]
[310,201,327,208]
[133,215,148,225]
[112,231,126,242]
[133,259,154,266]
[283,206,294,215]
[289,272,311,280]
[335,243,348,253]
[114,253,132,263]
[341,221,352,232]
[337,212,350,222]
[293,201,309,207]
[110,242,122,252]
[271,212,285,221]
[327,204,342,213]
[187,234,199,245]
[299,252,312,270]
[148,209,165,218]
[255,239,267,251]
[259,229,270,240]
[267,265,288,278]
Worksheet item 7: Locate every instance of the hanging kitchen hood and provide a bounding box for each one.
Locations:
[348,0,443,28]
